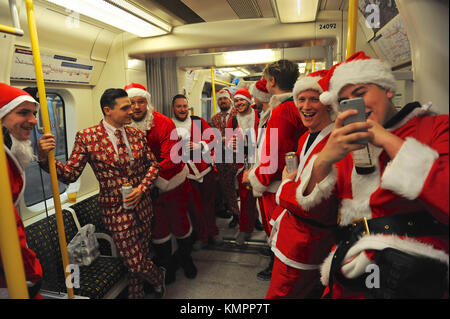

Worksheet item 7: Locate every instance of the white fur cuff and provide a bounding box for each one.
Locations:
[249,167,266,197]
[275,179,291,205]
[296,154,337,211]
[381,137,438,200]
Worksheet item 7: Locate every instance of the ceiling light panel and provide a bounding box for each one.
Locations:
[45,0,170,37]
[276,0,319,23]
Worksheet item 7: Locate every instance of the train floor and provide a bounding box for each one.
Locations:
[143,214,272,299]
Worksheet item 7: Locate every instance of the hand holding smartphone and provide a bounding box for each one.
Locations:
[339,97,369,144]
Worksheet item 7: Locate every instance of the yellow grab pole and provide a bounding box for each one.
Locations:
[215,79,234,86]
[312,60,316,73]
[0,123,29,299]
[211,67,217,115]
[346,0,358,58]
[0,24,24,36]
[25,0,74,299]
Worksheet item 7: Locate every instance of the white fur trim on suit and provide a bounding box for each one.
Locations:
[248,167,265,197]
[320,234,449,286]
[295,154,338,211]
[268,92,292,110]
[275,179,292,205]
[4,147,26,206]
[187,162,211,183]
[155,165,188,193]
[269,209,321,270]
[381,137,439,200]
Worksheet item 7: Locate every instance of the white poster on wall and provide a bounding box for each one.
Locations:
[11,48,94,84]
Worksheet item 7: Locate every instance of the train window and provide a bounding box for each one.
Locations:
[24,92,68,207]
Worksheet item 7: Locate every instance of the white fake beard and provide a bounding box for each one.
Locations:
[129,106,155,132]
[10,135,36,169]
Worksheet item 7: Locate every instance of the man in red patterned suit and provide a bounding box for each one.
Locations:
[38,88,165,299]
[226,88,260,245]
[0,83,43,299]
[210,89,240,225]
[124,83,194,283]
[171,94,221,249]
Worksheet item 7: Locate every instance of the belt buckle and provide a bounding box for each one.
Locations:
[352,217,370,235]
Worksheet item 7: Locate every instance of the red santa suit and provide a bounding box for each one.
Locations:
[296,103,449,298]
[266,123,336,298]
[125,84,190,243]
[0,84,43,299]
[0,149,43,299]
[248,94,306,233]
[226,108,260,233]
[172,114,218,244]
[142,111,192,242]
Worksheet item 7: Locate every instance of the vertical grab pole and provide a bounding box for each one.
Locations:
[346,0,358,58]
[211,67,217,115]
[24,0,74,299]
[0,125,29,299]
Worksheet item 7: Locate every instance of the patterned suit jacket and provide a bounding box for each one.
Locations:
[41,121,160,233]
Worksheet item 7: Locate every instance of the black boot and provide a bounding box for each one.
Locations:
[176,236,197,279]
[255,219,264,231]
[228,214,239,228]
[257,251,274,281]
[152,240,177,285]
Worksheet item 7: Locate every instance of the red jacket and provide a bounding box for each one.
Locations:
[0,148,43,293]
[145,111,188,192]
[249,94,306,196]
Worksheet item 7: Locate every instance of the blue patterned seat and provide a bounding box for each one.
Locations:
[25,197,127,299]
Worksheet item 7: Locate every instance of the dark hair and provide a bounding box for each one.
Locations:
[171,94,188,106]
[263,59,299,91]
[100,88,128,115]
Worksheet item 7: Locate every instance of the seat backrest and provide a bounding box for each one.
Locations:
[69,194,108,233]
[25,210,79,293]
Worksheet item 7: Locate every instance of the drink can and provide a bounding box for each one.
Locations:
[285,152,298,174]
[122,183,133,210]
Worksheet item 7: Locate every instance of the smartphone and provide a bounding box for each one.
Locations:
[339,97,368,144]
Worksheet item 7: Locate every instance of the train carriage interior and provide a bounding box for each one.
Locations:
[0,0,448,300]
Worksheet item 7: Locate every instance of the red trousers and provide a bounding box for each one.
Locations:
[266,255,321,299]
[188,171,219,243]
[260,192,277,236]
[237,171,258,232]
[152,180,192,242]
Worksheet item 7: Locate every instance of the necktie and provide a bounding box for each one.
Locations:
[114,129,130,166]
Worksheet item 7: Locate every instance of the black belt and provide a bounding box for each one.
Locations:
[288,210,338,230]
[324,211,448,298]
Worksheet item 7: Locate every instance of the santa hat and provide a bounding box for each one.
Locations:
[0,83,39,120]
[319,51,396,112]
[233,87,252,104]
[251,78,271,103]
[292,69,328,106]
[124,83,151,108]
[216,88,233,102]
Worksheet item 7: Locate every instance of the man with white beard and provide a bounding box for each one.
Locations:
[0,83,43,298]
